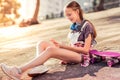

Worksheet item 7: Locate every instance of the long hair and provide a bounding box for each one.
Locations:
[65,1,97,38]
[65,1,83,20]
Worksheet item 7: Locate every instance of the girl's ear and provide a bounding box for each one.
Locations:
[76,9,79,14]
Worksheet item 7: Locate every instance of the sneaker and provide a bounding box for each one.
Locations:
[28,65,49,77]
[0,63,21,80]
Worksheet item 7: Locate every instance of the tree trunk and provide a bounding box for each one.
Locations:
[93,0,97,11]
[19,0,40,27]
[31,0,40,24]
[97,0,104,11]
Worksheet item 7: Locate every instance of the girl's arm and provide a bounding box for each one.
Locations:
[60,34,92,55]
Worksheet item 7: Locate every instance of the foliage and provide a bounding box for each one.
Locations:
[19,0,40,27]
[0,0,21,25]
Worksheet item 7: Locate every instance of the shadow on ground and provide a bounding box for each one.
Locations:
[32,62,120,80]
[32,11,120,80]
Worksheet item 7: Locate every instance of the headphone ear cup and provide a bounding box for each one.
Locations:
[70,23,82,31]
[70,23,76,30]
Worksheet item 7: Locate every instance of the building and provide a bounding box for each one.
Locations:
[18,0,88,20]
[18,0,120,21]
[39,0,63,20]
[39,0,84,20]
[39,0,96,20]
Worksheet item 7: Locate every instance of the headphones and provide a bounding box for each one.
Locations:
[70,23,81,31]
[70,20,86,31]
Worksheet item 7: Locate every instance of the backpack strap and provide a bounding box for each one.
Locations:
[80,20,89,32]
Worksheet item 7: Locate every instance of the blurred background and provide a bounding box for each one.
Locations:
[0,0,120,27]
[0,0,120,79]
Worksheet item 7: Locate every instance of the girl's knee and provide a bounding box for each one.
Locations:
[37,41,48,47]
[45,47,57,56]
[46,46,56,52]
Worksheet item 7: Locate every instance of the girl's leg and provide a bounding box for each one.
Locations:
[20,47,82,73]
[1,47,82,79]
[0,41,55,79]
[36,41,56,57]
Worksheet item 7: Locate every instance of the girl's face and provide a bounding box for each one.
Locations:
[65,8,80,23]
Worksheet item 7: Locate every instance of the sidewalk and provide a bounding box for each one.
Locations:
[32,7,120,80]
[0,7,120,80]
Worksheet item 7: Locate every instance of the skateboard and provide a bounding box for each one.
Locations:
[89,49,120,67]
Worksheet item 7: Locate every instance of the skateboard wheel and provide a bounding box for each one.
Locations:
[107,60,113,67]
[107,59,119,67]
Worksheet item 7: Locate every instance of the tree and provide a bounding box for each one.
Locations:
[0,0,20,25]
[93,0,104,11]
[97,0,104,11]
[19,0,40,27]
[93,0,97,11]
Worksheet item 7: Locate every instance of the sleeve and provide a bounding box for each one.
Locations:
[84,23,94,39]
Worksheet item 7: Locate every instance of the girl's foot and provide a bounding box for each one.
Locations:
[81,55,90,67]
[81,59,90,67]
[28,65,49,77]
[1,63,21,80]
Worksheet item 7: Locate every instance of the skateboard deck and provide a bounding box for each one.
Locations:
[90,50,120,57]
[89,49,120,67]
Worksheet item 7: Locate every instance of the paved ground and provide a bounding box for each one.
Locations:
[33,63,120,80]
[32,7,120,80]
[0,7,120,80]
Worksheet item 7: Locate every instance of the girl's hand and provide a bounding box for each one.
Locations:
[50,39,61,48]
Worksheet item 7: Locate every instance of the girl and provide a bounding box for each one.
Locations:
[1,1,97,80]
